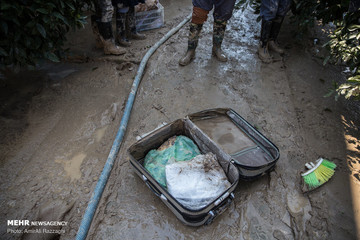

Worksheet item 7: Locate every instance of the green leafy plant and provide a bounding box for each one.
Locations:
[337,75,360,100]
[326,10,360,100]
[0,0,91,68]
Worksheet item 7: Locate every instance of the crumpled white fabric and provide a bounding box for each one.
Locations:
[165,152,231,210]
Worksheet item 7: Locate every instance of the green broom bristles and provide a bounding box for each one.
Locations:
[303,171,321,189]
[314,164,335,184]
[302,158,336,191]
[320,159,337,170]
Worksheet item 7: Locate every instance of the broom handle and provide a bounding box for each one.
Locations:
[301,158,324,176]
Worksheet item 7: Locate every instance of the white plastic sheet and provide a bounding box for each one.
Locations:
[165,153,231,210]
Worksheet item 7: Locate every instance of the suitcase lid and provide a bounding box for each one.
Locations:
[187,108,279,169]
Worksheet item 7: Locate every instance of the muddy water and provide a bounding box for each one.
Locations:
[55,153,87,182]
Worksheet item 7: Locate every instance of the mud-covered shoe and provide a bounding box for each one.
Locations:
[258,43,272,63]
[117,36,132,47]
[212,20,228,62]
[268,40,284,54]
[179,49,195,66]
[179,23,203,66]
[212,46,227,62]
[103,39,126,55]
[128,31,146,40]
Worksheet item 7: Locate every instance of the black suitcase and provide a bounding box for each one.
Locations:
[128,108,279,226]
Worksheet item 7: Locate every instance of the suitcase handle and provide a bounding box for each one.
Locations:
[142,175,161,197]
[205,193,234,225]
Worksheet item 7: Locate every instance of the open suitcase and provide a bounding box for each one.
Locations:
[128,108,279,226]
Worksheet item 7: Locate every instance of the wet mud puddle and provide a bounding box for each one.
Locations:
[193,115,256,154]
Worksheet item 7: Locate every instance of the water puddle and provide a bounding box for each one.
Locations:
[193,115,256,154]
[95,126,108,142]
[55,152,86,182]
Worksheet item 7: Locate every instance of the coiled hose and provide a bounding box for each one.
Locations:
[76,13,192,240]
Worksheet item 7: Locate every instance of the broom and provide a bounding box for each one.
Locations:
[301,158,336,192]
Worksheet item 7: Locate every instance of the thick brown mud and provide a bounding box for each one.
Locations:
[1,0,359,239]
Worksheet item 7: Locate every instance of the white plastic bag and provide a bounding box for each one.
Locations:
[165,153,231,210]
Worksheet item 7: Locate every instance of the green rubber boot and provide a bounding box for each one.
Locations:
[212,19,227,62]
[179,23,203,66]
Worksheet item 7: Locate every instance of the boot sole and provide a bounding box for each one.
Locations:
[179,57,194,66]
[258,55,272,63]
[269,48,284,54]
[212,53,227,62]
[104,49,126,55]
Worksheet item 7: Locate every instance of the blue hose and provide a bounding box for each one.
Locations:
[76,14,192,240]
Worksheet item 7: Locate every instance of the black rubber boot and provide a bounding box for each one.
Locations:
[116,10,131,47]
[91,15,103,48]
[258,19,272,63]
[179,23,203,66]
[126,7,146,40]
[97,21,113,40]
[268,16,285,54]
[212,19,227,62]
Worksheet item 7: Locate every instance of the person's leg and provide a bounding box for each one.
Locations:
[96,0,126,55]
[212,0,236,62]
[126,6,146,40]
[268,0,291,53]
[258,0,278,62]
[115,5,131,47]
[179,0,211,66]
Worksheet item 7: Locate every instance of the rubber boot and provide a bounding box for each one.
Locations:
[258,19,272,63]
[97,21,126,55]
[116,9,131,47]
[212,20,227,62]
[126,7,146,40]
[268,16,285,54]
[91,15,103,49]
[179,23,203,66]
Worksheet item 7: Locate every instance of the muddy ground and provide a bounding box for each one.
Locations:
[1,0,360,239]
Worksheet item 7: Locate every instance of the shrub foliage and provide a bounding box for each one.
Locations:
[0,0,90,68]
[236,0,360,100]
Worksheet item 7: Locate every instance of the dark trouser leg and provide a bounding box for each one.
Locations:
[126,6,146,40]
[212,19,227,62]
[258,18,273,63]
[268,15,285,54]
[115,8,131,46]
[91,15,103,48]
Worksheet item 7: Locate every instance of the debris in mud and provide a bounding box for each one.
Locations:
[64,55,90,63]
[116,62,135,71]
[97,56,141,65]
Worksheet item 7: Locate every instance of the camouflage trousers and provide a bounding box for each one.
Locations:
[115,6,136,37]
[188,19,227,50]
[188,23,203,50]
[213,19,226,48]
[95,0,114,23]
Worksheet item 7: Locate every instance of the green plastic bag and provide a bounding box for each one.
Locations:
[144,135,201,189]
